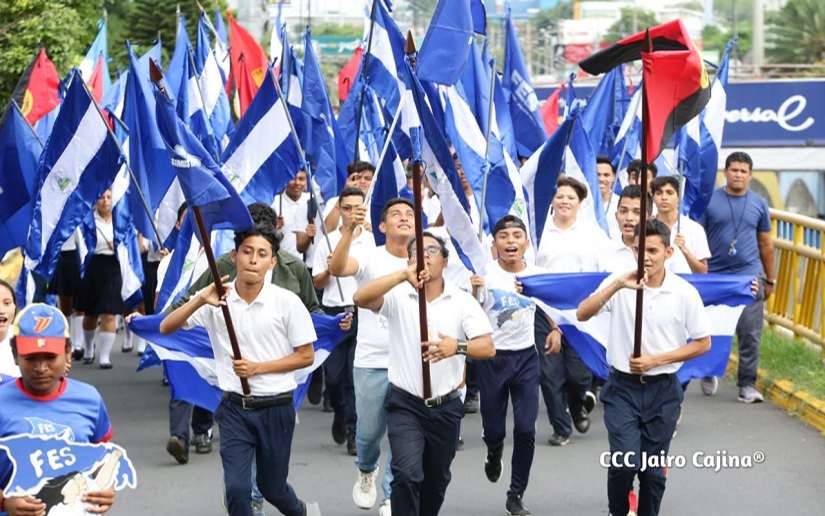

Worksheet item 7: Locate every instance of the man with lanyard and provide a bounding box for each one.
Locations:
[328,198,414,514]
[353,232,494,516]
[469,215,557,516]
[0,304,115,515]
[699,151,775,403]
[312,188,375,455]
[161,223,317,516]
[577,220,711,516]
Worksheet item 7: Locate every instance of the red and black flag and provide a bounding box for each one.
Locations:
[580,20,710,161]
[11,47,60,125]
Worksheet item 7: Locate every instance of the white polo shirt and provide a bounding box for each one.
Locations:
[665,215,711,273]
[185,282,317,396]
[312,227,375,307]
[352,244,408,369]
[92,213,115,256]
[535,216,607,272]
[603,194,620,239]
[597,238,637,273]
[0,333,20,378]
[379,282,492,398]
[273,192,310,258]
[597,270,711,376]
[483,262,543,352]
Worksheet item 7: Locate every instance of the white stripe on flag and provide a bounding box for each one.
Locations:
[147,343,220,386]
[38,103,109,254]
[200,52,224,116]
[117,243,142,301]
[157,178,185,246]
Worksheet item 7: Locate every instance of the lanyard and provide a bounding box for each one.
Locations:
[725,192,749,256]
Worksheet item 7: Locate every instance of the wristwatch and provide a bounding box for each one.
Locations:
[456,341,468,355]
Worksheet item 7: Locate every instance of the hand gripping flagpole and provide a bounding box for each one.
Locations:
[405,31,432,401]
[632,30,653,360]
[352,0,378,162]
[77,72,165,249]
[149,59,251,395]
[269,65,346,303]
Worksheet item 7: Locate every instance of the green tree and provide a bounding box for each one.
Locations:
[603,7,658,43]
[767,0,825,64]
[701,23,751,60]
[0,0,100,107]
[530,0,574,32]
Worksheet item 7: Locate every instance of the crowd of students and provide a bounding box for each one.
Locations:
[0,150,775,516]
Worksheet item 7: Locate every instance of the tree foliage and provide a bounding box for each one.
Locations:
[766,0,825,64]
[530,0,574,32]
[603,7,658,44]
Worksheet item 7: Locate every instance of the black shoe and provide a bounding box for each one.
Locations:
[72,349,84,361]
[547,433,570,446]
[583,390,597,413]
[484,446,503,482]
[463,394,479,414]
[192,433,212,454]
[82,357,94,365]
[166,436,189,464]
[322,396,334,413]
[573,409,590,434]
[505,494,531,516]
[346,434,357,456]
[99,363,113,370]
[331,413,346,444]
[307,373,323,405]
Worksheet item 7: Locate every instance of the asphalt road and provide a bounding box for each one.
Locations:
[71,344,825,516]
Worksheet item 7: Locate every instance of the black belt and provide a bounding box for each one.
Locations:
[611,368,674,385]
[391,385,462,408]
[322,304,356,314]
[224,391,294,410]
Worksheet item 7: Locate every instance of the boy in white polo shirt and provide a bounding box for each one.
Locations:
[651,176,711,274]
[160,223,317,516]
[353,232,494,516]
[577,219,711,516]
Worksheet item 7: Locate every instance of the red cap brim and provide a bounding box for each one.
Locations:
[15,336,67,356]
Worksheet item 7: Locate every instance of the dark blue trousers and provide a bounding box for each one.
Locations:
[601,371,683,516]
[169,399,214,447]
[387,385,463,516]
[476,347,539,497]
[215,397,303,516]
[322,305,357,436]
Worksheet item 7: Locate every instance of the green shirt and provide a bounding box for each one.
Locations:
[171,250,321,313]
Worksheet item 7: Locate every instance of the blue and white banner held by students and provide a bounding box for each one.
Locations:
[24,71,123,279]
[0,435,137,501]
[131,313,346,412]
[519,272,754,382]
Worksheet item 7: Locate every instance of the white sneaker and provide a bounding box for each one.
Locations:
[701,376,719,396]
[378,499,391,516]
[738,385,764,404]
[352,468,379,509]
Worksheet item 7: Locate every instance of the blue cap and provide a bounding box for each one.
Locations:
[12,304,69,355]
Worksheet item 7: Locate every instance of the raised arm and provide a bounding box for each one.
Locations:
[160,277,230,334]
[329,204,366,276]
[577,270,640,321]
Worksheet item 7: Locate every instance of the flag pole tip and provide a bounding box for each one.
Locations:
[149,59,163,83]
[405,31,416,54]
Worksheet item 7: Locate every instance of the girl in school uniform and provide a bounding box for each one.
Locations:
[76,190,123,369]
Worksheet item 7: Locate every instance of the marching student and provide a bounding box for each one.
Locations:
[577,219,711,516]
[160,222,317,516]
[75,190,122,369]
[322,161,376,231]
[328,198,414,515]
[0,279,18,379]
[274,170,317,260]
[534,176,604,445]
[626,160,658,190]
[651,176,711,274]
[597,156,620,238]
[46,228,85,360]
[0,303,115,515]
[353,232,494,516]
[472,215,556,516]
[312,187,375,455]
[598,186,651,273]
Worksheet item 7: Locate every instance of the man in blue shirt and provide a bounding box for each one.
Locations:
[699,151,776,403]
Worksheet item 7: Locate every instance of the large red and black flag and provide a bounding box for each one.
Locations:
[11,47,60,125]
[579,20,710,161]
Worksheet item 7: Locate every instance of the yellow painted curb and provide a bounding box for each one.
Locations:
[727,354,825,437]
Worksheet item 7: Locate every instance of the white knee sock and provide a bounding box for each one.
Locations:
[134,336,147,354]
[70,315,84,352]
[98,331,116,366]
[122,326,134,351]
[83,329,96,359]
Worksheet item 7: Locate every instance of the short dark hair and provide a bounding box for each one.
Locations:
[556,175,588,201]
[380,197,414,222]
[617,185,652,214]
[651,176,680,196]
[492,215,527,236]
[725,151,753,171]
[628,159,658,178]
[339,187,365,202]
[234,223,280,254]
[596,155,616,175]
[406,231,449,259]
[634,219,671,246]
[176,202,189,223]
[348,160,375,176]
[247,202,278,226]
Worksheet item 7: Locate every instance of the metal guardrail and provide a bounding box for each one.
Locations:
[767,209,825,351]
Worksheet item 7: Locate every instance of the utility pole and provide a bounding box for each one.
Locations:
[752,0,765,76]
